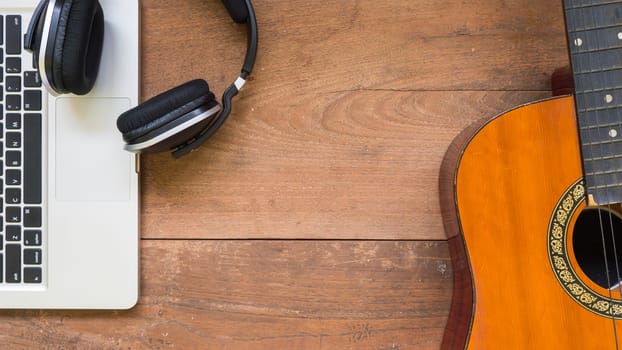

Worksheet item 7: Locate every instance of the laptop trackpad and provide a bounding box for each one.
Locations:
[56,98,132,201]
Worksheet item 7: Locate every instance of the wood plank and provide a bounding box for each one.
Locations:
[142,91,551,239]
[141,0,568,95]
[0,240,451,349]
[139,0,569,239]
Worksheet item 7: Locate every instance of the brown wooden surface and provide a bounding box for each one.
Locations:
[140,0,567,240]
[1,0,573,348]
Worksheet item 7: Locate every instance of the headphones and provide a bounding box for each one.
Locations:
[25,0,258,158]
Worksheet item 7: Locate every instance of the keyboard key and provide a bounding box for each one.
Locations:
[6,169,20,185]
[5,244,20,283]
[5,75,19,92]
[5,188,20,204]
[6,57,20,73]
[24,114,41,204]
[24,207,41,227]
[0,48,3,65]
[6,15,21,55]
[0,235,3,248]
[6,150,20,166]
[24,230,41,246]
[6,94,20,110]
[6,225,19,241]
[6,131,20,148]
[24,267,41,283]
[6,206,19,223]
[6,113,19,129]
[0,253,3,283]
[24,249,41,265]
[24,71,41,87]
[24,90,41,110]
[0,16,4,46]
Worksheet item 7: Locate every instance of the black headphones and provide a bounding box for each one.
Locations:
[25,0,258,158]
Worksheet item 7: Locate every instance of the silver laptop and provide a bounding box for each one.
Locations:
[0,0,140,308]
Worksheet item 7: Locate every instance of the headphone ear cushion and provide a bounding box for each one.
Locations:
[54,0,104,95]
[117,79,216,143]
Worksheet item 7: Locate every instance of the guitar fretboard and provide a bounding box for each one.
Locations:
[564,0,622,204]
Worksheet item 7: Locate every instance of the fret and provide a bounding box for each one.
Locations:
[579,121,622,142]
[587,182,622,190]
[577,107,622,127]
[582,153,622,161]
[565,0,622,10]
[578,106,622,114]
[581,120,622,129]
[587,186,622,206]
[578,107,622,122]
[565,3,622,32]
[582,138,622,146]
[575,68,622,92]
[581,139,622,162]
[571,47,622,73]
[581,120,622,139]
[586,168,622,176]
[575,88,622,111]
[574,66,622,75]
[586,172,622,188]
[583,157,622,174]
[568,27,622,53]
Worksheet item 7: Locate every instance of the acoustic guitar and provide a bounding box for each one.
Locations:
[440,1,622,348]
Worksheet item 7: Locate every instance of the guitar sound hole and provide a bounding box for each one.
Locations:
[573,208,622,290]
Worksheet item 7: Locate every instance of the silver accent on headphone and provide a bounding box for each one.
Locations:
[234,76,246,91]
[124,105,222,153]
[39,0,60,96]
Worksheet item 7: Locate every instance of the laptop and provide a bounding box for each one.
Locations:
[0,0,140,309]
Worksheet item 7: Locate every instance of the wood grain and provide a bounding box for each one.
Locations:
[11,0,577,348]
[140,0,568,240]
[0,240,451,349]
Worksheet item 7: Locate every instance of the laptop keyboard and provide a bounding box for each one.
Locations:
[0,14,44,285]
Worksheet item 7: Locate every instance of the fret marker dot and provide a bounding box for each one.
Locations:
[618,32,622,40]
[610,129,618,138]
[605,94,614,103]
[574,38,583,47]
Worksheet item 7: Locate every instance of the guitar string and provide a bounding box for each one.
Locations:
[592,0,622,315]
[580,1,621,347]
[565,1,618,346]
[589,0,622,307]
[601,14,622,316]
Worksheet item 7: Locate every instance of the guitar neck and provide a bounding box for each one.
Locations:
[564,0,622,205]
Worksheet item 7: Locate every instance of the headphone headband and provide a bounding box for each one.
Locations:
[25,0,258,158]
[172,0,257,158]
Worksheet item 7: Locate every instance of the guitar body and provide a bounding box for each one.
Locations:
[440,96,622,349]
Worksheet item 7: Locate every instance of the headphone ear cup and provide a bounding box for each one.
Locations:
[117,79,222,154]
[55,0,104,95]
[27,0,104,95]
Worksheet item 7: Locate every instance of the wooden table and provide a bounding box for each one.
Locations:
[2,0,569,348]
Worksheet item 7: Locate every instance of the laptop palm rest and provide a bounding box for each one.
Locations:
[55,97,131,201]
